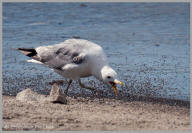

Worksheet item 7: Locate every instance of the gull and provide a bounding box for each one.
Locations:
[17,39,123,95]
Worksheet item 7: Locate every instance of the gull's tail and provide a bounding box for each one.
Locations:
[17,48,42,64]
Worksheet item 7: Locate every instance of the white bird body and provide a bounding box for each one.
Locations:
[34,39,107,80]
[18,39,123,95]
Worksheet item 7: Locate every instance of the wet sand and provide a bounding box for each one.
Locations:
[2,94,190,131]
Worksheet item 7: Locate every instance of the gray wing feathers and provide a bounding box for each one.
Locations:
[36,46,85,70]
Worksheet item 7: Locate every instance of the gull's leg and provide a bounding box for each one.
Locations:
[64,79,73,95]
[78,79,97,93]
[49,79,72,95]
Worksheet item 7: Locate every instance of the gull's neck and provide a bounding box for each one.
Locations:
[89,49,109,80]
[92,64,110,80]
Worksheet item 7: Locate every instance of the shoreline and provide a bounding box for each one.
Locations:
[3,93,190,131]
[118,94,190,108]
[3,89,190,108]
[59,92,190,108]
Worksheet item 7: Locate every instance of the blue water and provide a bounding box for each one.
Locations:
[3,3,190,101]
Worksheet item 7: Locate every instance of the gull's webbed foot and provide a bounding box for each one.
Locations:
[78,79,106,97]
[78,79,97,94]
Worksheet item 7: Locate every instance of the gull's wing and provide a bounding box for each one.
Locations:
[39,47,86,70]
[18,45,86,70]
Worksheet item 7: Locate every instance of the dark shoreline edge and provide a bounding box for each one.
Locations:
[3,93,190,108]
[65,91,190,108]
[125,95,190,108]
[3,91,190,108]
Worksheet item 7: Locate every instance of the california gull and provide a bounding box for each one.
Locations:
[17,39,123,95]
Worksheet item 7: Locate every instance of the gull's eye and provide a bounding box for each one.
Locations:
[107,76,111,79]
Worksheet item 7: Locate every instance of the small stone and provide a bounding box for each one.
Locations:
[80,3,87,7]
[59,123,64,126]
[49,84,67,104]
[72,36,81,39]
[16,88,39,102]
[155,44,160,47]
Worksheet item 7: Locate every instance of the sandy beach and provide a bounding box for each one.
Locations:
[2,94,190,131]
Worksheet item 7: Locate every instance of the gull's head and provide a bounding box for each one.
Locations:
[101,66,124,95]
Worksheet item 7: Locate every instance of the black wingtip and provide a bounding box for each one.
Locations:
[17,48,33,51]
[17,48,37,57]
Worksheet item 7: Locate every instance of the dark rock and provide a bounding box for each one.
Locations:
[49,84,67,104]
[80,3,87,7]
[72,36,81,39]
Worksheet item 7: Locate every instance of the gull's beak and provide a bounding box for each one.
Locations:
[114,79,124,86]
[110,79,124,96]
